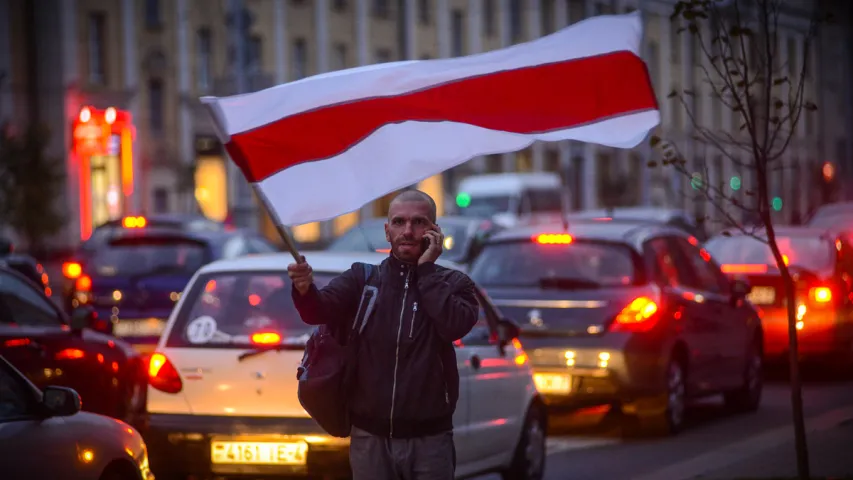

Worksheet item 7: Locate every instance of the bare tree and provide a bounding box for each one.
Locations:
[647,1,826,478]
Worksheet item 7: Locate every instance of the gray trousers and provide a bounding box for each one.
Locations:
[349,426,456,480]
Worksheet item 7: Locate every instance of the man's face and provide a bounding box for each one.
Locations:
[385,200,434,263]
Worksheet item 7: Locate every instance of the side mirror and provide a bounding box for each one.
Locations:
[731,279,752,303]
[41,386,82,417]
[497,317,521,345]
[70,305,109,334]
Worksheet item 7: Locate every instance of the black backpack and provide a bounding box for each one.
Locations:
[296,263,379,438]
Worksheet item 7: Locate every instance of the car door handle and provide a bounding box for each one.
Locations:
[469,354,481,370]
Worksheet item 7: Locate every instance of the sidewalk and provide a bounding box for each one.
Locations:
[692,418,853,479]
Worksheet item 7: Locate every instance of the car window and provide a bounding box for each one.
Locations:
[166,271,336,348]
[0,363,34,421]
[248,237,277,253]
[222,236,248,259]
[460,195,512,217]
[470,240,640,288]
[672,237,728,294]
[0,272,63,327]
[704,234,834,272]
[644,237,691,288]
[90,238,207,277]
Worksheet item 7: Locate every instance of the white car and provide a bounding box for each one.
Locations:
[143,251,546,479]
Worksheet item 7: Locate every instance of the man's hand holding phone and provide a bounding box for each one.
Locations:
[418,224,444,266]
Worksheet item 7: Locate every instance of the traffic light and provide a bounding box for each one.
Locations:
[820,162,839,204]
[822,162,835,182]
[771,197,783,211]
[456,192,471,208]
[730,176,741,191]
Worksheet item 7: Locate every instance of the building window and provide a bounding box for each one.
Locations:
[292,38,307,79]
[510,0,523,43]
[541,0,555,35]
[333,43,347,70]
[418,0,430,24]
[247,36,263,74]
[375,48,392,63]
[671,24,682,64]
[373,0,389,18]
[646,40,659,91]
[451,9,464,57]
[196,28,212,91]
[88,12,106,84]
[145,0,161,29]
[483,0,496,35]
[153,187,169,213]
[148,79,164,133]
[333,0,347,11]
[568,0,585,25]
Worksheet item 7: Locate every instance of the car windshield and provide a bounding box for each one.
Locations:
[88,238,207,277]
[165,271,337,348]
[705,235,834,271]
[328,221,471,262]
[470,240,639,288]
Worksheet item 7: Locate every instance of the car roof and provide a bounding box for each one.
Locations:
[457,172,561,195]
[487,218,688,246]
[106,227,249,244]
[197,251,466,275]
[567,207,695,224]
[711,226,833,240]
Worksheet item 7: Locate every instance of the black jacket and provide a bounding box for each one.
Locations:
[292,255,479,438]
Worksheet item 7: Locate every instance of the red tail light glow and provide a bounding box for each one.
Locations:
[533,233,573,245]
[122,216,147,228]
[251,332,282,345]
[76,275,92,292]
[721,264,769,274]
[810,286,832,305]
[611,297,659,332]
[148,353,183,394]
[62,262,82,279]
[55,348,85,360]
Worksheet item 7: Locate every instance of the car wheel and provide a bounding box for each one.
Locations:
[501,402,547,480]
[622,357,686,437]
[724,344,763,413]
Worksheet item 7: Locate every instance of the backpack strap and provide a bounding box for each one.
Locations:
[351,263,379,334]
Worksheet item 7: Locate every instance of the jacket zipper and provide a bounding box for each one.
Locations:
[408,302,418,339]
[389,270,411,438]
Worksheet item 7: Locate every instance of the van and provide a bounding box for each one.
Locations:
[454,173,567,228]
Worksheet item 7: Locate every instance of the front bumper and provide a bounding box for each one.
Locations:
[141,414,351,478]
[526,342,665,410]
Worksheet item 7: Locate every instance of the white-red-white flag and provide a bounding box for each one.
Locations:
[202,12,659,226]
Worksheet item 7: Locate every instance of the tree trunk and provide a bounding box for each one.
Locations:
[767,236,810,479]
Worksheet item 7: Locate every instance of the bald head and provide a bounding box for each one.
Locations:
[388,189,437,223]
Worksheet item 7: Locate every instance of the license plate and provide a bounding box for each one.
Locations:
[533,373,572,394]
[211,441,308,465]
[747,287,776,305]
[113,318,166,337]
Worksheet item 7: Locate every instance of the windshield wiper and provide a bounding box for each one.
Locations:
[238,340,308,362]
[538,277,601,290]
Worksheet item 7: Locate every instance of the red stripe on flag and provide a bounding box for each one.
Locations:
[227,51,658,182]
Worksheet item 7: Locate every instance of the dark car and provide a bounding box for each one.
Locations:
[468,220,763,435]
[59,214,227,311]
[69,227,278,352]
[0,235,51,296]
[0,264,147,426]
[805,201,853,227]
[0,355,154,480]
[326,215,502,264]
[704,227,853,367]
[566,207,707,242]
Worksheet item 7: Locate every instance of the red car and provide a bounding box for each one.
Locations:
[705,227,853,368]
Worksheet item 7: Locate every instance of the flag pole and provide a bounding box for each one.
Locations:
[250,184,303,263]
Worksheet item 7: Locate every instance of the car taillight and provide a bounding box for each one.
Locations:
[123,216,147,228]
[533,233,573,245]
[55,348,85,360]
[148,353,183,394]
[721,264,769,274]
[75,275,92,291]
[62,262,82,279]
[611,296,659,333]
[251,331,282,345]
[809,286,833,306]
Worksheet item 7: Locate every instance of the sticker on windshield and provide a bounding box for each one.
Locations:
[186,316,218,344]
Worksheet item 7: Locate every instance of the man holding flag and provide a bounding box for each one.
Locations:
[202,10,659,478]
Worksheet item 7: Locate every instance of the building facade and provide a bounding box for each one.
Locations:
[0,0,849,249]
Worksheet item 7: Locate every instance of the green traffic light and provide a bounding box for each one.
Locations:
[456,192,471,208]
[730,176,741,191]
[772,197,783,211]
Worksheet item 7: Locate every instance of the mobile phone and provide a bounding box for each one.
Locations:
[421,236,431,252]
